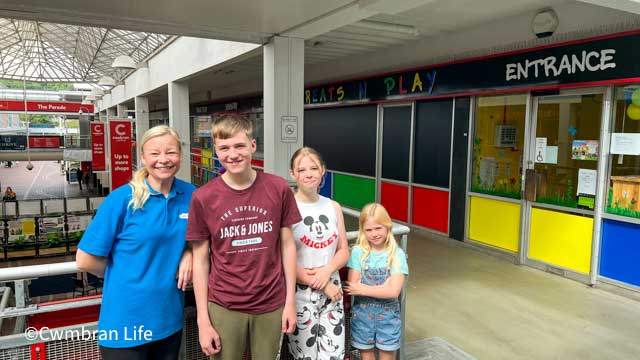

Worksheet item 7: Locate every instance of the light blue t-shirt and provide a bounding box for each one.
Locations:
[79,178,194,348]
[347,245,409,275]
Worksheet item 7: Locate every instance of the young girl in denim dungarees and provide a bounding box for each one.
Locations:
[344,203,408,360]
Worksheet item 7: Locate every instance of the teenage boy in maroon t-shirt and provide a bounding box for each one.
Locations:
[187,114,301,360]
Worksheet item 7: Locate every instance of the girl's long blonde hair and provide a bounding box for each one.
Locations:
[128,125,182,210]
[356,203,399,271]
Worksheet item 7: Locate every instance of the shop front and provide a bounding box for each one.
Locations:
[190,30,640,290]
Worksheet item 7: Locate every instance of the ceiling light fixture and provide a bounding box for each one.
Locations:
[350,20,420,36]
[98,75,116,88]
[111,55,136,70]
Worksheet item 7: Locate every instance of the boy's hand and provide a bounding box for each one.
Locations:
[281,302,296,333]
[323,282,343,302]
[198,323,221,356]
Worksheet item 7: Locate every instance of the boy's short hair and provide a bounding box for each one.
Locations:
[212,114,254,140]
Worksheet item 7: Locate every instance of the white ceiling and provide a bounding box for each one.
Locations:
[2,0,639,107]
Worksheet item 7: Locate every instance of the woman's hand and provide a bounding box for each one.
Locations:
[323,282,343,302]
[306,265,332,290]
[343,281,366,297]
[176,248,193,291]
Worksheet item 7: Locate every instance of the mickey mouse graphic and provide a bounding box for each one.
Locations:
[303,214,330,240]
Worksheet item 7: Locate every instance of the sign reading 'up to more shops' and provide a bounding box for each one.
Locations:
[90,122,106,171]
[109,120,132,190]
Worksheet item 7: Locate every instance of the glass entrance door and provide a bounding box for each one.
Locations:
[522,91,604,277]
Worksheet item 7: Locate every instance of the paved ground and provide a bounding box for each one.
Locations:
[0,161,98,200]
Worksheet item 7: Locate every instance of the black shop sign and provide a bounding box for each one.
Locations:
[0,135,27,150]
[305,32,640,105]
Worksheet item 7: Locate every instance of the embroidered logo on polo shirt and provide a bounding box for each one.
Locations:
[179,213,188,219]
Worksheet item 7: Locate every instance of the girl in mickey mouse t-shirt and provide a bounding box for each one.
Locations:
[288,147,350,360]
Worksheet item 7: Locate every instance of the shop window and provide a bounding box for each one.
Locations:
[248,112,264,161]
[607,86,640,219]
[191,115,213,151]
[533,94,602,209]
[471,95,526,199]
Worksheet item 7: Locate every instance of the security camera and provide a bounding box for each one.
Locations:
[532,9,559,38]
[26,162,34,171]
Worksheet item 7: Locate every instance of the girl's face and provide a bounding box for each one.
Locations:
[291,155,324,191]
[363,218,388,251]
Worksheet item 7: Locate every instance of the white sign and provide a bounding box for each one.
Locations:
[281,116,298,143]
[577,168,597,196]
[545,146,558,164]
[535,137,547,163]
[611,133,640,155]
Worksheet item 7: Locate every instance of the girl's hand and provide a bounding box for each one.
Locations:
[323,282,343,302]
[343,281,365,296]
[176,249,193,291]
[308,265,332,290]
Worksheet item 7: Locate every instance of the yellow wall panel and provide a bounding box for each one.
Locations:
[469,196,520,252]
[529,208,593,274]
[202,150,213,167]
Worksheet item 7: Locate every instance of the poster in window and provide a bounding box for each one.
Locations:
[7,219,36,245]
[38,216,65,248]
[571,140,599,160]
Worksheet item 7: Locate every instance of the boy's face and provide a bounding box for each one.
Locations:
[214,131,256,176]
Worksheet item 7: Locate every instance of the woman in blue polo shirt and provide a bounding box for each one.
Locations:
[77,125,195,360]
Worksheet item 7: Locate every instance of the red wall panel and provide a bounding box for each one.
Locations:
[412,186,449,233]
[381,182,409,222]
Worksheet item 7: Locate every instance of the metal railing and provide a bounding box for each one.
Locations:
[0,196,104,261]
[0,206,410,360]
[63,135,91,149]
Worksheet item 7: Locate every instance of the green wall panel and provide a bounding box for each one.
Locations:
[333,173,376,210]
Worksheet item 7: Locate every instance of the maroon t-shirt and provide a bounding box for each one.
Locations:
[186,172,301,314]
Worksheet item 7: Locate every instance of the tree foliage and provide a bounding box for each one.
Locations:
[0,79,73,91]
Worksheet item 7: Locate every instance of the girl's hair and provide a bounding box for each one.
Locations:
[356,203,399,271]
[289,147,326,192]
[128,125,181,210]
[212,114,253,140]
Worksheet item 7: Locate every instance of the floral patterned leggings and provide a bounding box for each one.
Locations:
[287,272,345,360]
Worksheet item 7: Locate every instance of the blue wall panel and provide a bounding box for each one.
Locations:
[319,172,332,198]
[600,219,640,287]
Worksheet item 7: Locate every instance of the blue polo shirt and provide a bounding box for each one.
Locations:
[79,178,195,348]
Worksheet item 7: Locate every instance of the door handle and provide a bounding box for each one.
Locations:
[524,169,537,202]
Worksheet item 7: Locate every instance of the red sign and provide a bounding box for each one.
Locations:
[28,136,61,148]
[109,121,133,190]
[192,148,202,164]
[0,100,94,113]
[91,122,106,171]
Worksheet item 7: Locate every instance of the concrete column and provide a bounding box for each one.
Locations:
[134,96,150,167]
[263,36,304,179]
[99,110,107,122]
[117,104,128,118]
[106,107,117,119]
[168,81,191,182]
[102,107,117,191]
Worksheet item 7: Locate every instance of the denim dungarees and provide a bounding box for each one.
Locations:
[350,257,401,351]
